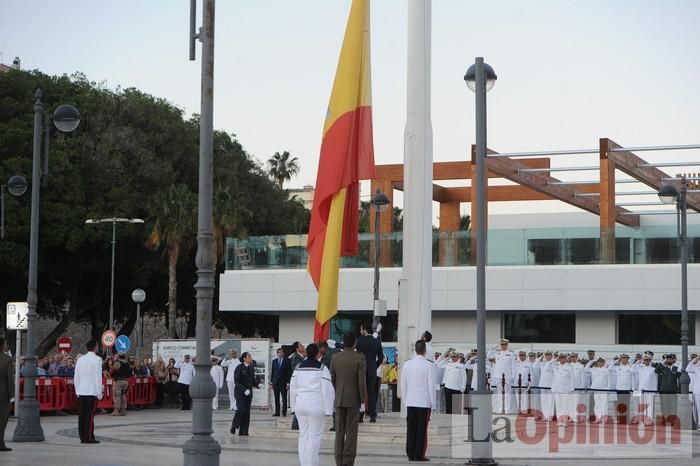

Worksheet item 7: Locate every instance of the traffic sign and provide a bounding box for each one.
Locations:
[6,302,28,330]
[57,336,73,354]
[115,335,131,353]
[101,330,117,348]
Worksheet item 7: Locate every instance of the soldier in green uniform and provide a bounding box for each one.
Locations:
[655,353,680,424]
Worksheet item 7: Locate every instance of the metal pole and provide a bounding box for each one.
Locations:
[183,0,220,463]
[373,201,380,330]
[14,330,21,418]
[13,88,45,442]
[110,219,116,331]
[679,178,690,395]
[136,303,141,361]
[472,57,495,465]
[1,185,5,239]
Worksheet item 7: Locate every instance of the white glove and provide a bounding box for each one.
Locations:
[244,389,251,396]
[98,393,103,401]
[376,323,382,333]
[327,339,336,348]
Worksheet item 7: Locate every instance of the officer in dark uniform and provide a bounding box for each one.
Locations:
[655,353,680,424]
[230,352,259,436]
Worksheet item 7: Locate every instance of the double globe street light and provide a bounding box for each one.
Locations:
[14,90,80,442]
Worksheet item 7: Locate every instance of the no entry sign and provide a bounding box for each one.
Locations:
[56,336,73,354]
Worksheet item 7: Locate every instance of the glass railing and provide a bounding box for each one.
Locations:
[224,225,700,270]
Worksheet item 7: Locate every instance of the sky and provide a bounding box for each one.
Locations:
[1,0,699,216]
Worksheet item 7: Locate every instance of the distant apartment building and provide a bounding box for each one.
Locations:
[287,184,314,210]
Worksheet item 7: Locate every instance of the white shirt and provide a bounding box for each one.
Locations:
[210,364,224,389]
[528,360,541,386]
[400,355,437,409]
[572,363,586,389]
[538,359,555,388]
[491,349,517,384]
[515,359,531,387]
[175,360,195,385]
[438,359,467,392]
[588,366,610,390]
[615,364,635,391]
[551,362,575,394]
[74,351,103,398]
[225,358,241,382]
[635,364,657,392]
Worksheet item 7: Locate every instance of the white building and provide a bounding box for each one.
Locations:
[219,211,700,355]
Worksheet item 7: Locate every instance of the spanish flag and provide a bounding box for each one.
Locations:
[307,0,375,342]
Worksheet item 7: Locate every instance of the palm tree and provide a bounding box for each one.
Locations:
[266,151,300,189]
[212,183,251,265]
[146,184,197,338]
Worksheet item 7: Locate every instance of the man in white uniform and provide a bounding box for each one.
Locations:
[210,356,225,410]
[537,351,555,422]
[74,340,103,444]
[437,351,466,414]
[568,353,587,422]
[514,351,531,415]
[551,353,574,427]
[686,354,699,430]
[224,350,240,411]
[175,354,195,410]
[490,339,517,414]
[615,354,636,424]
[634,353,656,425]
[401,340,437,462]
[586,357,611,423]
[527,352,541,415]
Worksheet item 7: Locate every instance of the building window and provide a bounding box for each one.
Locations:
[618,313,696,345]
[503,313,575,343]
[527,239,562,265]
[329,312,398,342]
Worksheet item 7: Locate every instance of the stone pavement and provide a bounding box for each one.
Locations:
[0,408,698,466]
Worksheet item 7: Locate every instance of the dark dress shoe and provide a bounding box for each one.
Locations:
[414,458,430,462]
[86,440,100,444]
[239,433,249,436]
[329,427,336,432]
[0,446,12,451]
[272,413,280,417]
[369,417,376,423]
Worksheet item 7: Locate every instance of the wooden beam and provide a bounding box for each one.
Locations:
[485,151,640,227]
[604,138,700,213]
[375,158,551,182]
[599,138,617,263]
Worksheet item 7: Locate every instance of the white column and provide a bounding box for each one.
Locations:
[400,0,433,362]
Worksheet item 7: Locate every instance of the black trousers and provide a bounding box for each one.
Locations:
[273,383,288,415]
[232,393,252,435]
[365,373,377,419]
[659,392,678,423]
[406,406,431,461]
[0,400,10,447]
[78,396,97,443]
[179,383,191,410]
[444,387,461,414]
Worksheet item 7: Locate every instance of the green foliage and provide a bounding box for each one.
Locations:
[0,69,310,348]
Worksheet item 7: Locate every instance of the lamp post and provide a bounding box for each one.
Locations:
[1,175,28,239]
[14,90,80,442]
[465,57,497,465]
[372,188,390,331]
[131,289,146,360]
[658,178,691,396]
[85,217,144,332]
[184,1,220,462]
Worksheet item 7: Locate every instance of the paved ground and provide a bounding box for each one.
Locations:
[1,408,698,466]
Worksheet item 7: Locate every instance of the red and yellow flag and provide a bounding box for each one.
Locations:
[307,0,375,343]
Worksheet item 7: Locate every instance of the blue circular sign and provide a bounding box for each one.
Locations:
[115,335,131,353]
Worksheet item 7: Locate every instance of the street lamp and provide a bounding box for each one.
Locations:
[85,217,145,332]
[465,57,497,466]
[14,90,80,443]
[131,289,146,360]
[1,175,28,239]
[658,178,691,396]
[372,188,390,331]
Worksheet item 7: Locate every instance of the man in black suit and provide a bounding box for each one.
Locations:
[0,337,13,452]
[269,347,291,416]
[355,321,384,422]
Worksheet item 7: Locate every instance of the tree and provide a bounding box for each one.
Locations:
[266,151,299,189]
[145,184,196,338]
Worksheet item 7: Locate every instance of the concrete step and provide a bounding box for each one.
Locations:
[254,425,459,446]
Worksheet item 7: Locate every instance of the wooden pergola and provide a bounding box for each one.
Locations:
[370,138,698,266]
